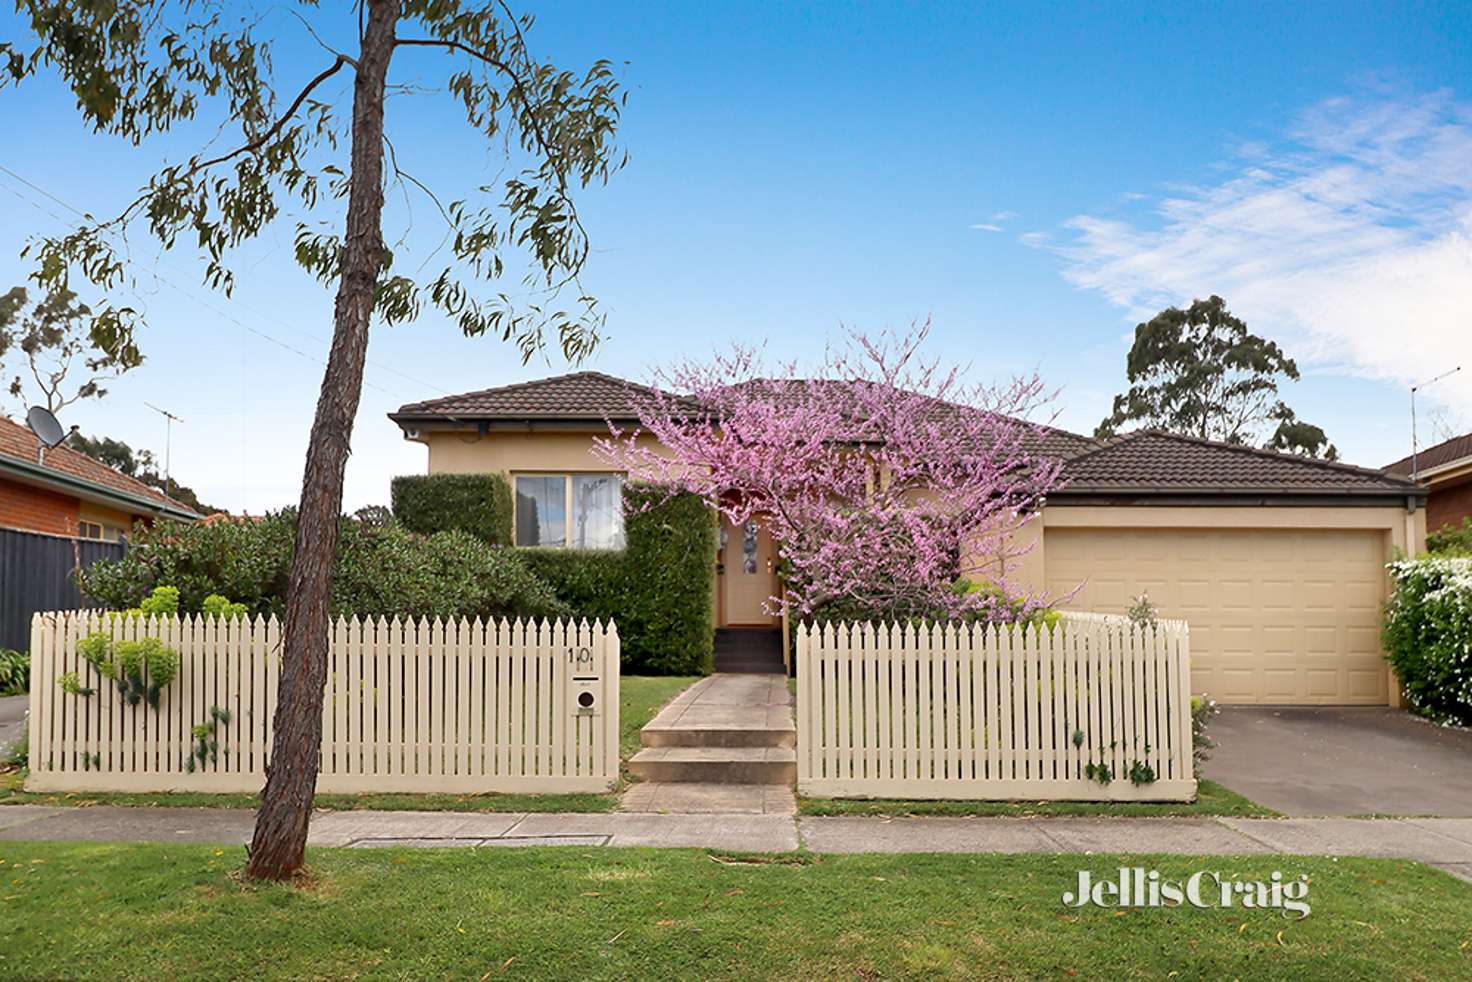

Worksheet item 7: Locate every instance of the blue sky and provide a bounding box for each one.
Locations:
[1,1,1468,512]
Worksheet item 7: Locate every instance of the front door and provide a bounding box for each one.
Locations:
[718,516,780,626]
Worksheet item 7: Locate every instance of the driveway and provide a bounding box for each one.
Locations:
[1205,706,1472,817]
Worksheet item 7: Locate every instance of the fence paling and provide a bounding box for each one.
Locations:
[795,614,1196,802]
[26,612,619,795]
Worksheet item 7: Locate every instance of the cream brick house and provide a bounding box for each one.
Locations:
[391,371,1427,706]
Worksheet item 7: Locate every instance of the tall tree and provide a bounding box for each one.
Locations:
[0,286,140,414]
[4,1,625,879]
[1095,295,1337,460]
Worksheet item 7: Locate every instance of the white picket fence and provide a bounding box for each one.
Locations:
[27,612,620,794]
[796,612,1195,801]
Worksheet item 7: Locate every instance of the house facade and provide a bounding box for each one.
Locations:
[1384,432,1472,535]
[391,371,1427,707]
[0,417,198,539]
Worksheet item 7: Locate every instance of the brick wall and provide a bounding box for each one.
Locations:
[1428,480,1472,534]
[0,476,81,536]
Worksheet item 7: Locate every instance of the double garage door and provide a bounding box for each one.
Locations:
[1045,527,1389,705]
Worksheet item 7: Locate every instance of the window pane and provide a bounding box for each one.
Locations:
[571,474,625,550]
[515,476,566,546]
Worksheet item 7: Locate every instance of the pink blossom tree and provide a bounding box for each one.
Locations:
[595,324,1067,622]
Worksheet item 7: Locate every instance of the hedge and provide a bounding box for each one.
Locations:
[520,487,717,675]
[391,472,513,546]
[75,511,570,624]
[1427,517,1472,556]
[1382,556,1472,726]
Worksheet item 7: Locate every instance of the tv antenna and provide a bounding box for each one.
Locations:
[145,402,184,492]
[1411,366,1462,479]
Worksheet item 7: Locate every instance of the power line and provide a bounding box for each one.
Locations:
[0,163,453,400]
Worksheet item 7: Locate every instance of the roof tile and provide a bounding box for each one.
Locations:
[1060,430,1421,495]
[0,416,197,516]
[393,371,680,420]
[1384,431,1472,476]
[393,373,1421,498]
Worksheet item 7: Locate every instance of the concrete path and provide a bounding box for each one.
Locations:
[0,695,26,760]
[1207,706,1472,817]
[4,805,1472,881]
[626,673,797,812]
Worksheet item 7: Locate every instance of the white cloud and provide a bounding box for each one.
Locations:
[969,223,1004,232]
[1050,89,1472,417]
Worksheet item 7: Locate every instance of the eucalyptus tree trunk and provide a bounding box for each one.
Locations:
[247,0,398,880]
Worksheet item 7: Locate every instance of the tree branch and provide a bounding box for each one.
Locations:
[184,55,353,178]
[100,55,353,232]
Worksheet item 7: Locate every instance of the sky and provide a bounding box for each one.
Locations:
[0,1,1469,513]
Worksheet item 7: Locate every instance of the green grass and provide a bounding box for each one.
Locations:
[620,675,701,762]
[0,675,699,813]
[0,842,1466,980]
[798,779,1277,818]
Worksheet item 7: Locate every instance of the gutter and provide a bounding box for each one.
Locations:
[1047,488,1429,508]
[0,454,198,522]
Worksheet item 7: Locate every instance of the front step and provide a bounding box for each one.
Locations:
[627,747,797,785]
[713,627,785,674]
[640,723,795,749]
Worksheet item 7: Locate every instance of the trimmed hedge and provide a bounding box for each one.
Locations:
[1383,556,1472,726]
[391,473,514,546]
[521,487,716,675]
[75,511,570,624]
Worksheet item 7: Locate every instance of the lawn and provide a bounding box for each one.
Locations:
[798,779,1277,818]
[0,842,1466,980]
[0,675,698,813]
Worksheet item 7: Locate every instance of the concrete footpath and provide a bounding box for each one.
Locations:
[3,805,1472,882]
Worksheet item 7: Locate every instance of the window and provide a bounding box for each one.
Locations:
[515,473,625,550]
[78,521,104,540]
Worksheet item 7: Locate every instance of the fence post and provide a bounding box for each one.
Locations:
[795,623,809,784]
[604,620,620,783]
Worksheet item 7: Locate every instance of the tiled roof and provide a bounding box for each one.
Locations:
[1384,431,1472,476]
[391,371,690,420]
[394,373,1421,499]
[0,416,198,518]
[1059,430,1422,496]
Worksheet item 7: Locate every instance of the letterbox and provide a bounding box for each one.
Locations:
[569,643,600,716]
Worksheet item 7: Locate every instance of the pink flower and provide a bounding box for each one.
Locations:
[596,322,1066,622]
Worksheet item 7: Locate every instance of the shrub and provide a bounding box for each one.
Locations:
[391,472,514,546]
[1127,592,1159,630]
[201,594,249,620]
[5,722,26,768]
[77,515,295,614]
[814,579,1061,631]
[0,648,28,695]
[1191,695,1220,761]
[1382,556,1472,726]
[521,488,717,674]
[1427,517,1472,556]
[76,510,569,624]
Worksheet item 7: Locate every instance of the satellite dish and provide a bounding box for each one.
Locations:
[26,406,67,449]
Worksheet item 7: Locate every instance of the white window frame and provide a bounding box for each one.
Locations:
[512,471,625,550]
[77,520,104,540]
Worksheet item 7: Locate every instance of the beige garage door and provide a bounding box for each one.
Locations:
[1044,527,1388,705]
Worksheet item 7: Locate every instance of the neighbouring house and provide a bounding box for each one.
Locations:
[1383,432,1472,536]
[0,416,198,539]
[390,371,1427,707]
